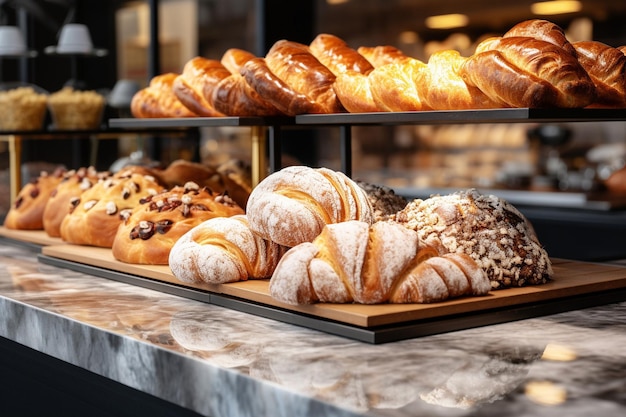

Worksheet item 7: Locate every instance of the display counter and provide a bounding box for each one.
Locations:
[1,243,626,416]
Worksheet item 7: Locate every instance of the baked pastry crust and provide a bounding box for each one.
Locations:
[113,183,244,265]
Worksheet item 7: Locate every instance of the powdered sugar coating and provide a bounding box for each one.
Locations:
[393,189,553,289]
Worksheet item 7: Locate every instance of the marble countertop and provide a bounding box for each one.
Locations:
[1,242,626,417]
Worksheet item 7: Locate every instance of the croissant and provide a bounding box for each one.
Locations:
[245,166,374,247]
[309,33,374,76]
[265,40,345,113]
[241,57,326,116]
[221,48,257,74]
[172,57,229,117]
[369,58,431,111]
[269,220,491,305]
[169,214,288,284]
[130,73,198,118]
[332,71,381,113]
[416,50,503,110]
[573,40,626,108]
[210,71,284,117]
[460,36,596,108]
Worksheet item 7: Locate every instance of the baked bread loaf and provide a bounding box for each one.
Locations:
[460,36,596,108]
[246,166,374,247]
[172,57,229,117]
[60,170,166,248]
[4,168,66,230]
[309,33,374,76]
[169,214,288,284]
[131,73,198,118]
[43,166,108,237]
[265,40,345,114]
[573,40,626,108]
[269,220,491,305]
[417,49,503,110]
[392,189,553,289]
[112,183,244,265]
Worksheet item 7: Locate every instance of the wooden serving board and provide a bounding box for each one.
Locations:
[0,227,63,247]
[40,244,626,328]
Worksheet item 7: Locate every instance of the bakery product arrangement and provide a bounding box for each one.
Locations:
[130,18,626,118]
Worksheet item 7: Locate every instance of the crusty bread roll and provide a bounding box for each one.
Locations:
[172,57,228,117]
[43,166,109,237]
[112,183,244,265]
[241,57,325,116]
[309,33,374,76]
[246,166,374,247]
[393,189,553,289]
[169,214,288,284]
[4,168,66,230]
[60,170,166,248]
[265,40,345,114]
[131,73,199,118]
[573,40,626,108]
[460,36,596,108]
[269,220,491,305]
[417,49,503,110]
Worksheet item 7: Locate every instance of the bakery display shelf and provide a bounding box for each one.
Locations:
[109,116,295,129]
[0,227,62,252]
[37,244,626,344]
[295,107,626,125]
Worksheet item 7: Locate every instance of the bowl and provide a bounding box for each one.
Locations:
[56,24,93,54]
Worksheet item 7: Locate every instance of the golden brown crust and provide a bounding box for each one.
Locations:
[502,19,576,57]
[220,48,257,74]
[333,71,381,113]
[172,57,228,117]
[573,40,626,108]
[241,57,326,116]
[43,167,108,237]
[370,58,431,111]
[112,184,244,265]
[60,172,167,248]
[309,33,374,76]
[131,73,198,118]
[357,45,411,68]
[210,72,284,117]
[156,159,224,191]
[265,40,345,114]
[4,168,66,230]
[460,37,596,108]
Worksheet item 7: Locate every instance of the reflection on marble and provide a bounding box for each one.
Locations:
[1,242,626,417]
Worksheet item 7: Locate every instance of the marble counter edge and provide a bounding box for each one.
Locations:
[0,295,370,417]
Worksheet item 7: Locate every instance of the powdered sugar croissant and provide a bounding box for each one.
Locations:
[269,220,491,305]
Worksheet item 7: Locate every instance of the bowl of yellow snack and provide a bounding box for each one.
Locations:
[0,84,48,131]
[48,87,106,130]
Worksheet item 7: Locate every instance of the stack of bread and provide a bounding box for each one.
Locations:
[130,19,626,118]
[169,166,553,305]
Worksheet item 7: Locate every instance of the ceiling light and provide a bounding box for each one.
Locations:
[425,14,469,30]
[326,0,349,5]
[531,1,582,15]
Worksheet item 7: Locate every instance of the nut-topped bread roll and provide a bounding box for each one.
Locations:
[4,167,66,230]
[269,220,491,305]
[43,166,109,237]
[169,214,288,284]
[393,189,553,289]
[112,183,244,265]
[246,166,374,247]
[60,169,167,248]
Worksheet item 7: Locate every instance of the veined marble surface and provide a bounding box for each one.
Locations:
[1,243,626,417]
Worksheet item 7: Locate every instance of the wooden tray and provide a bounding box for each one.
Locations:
[38,244,626,343]
[0,227,63,248]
